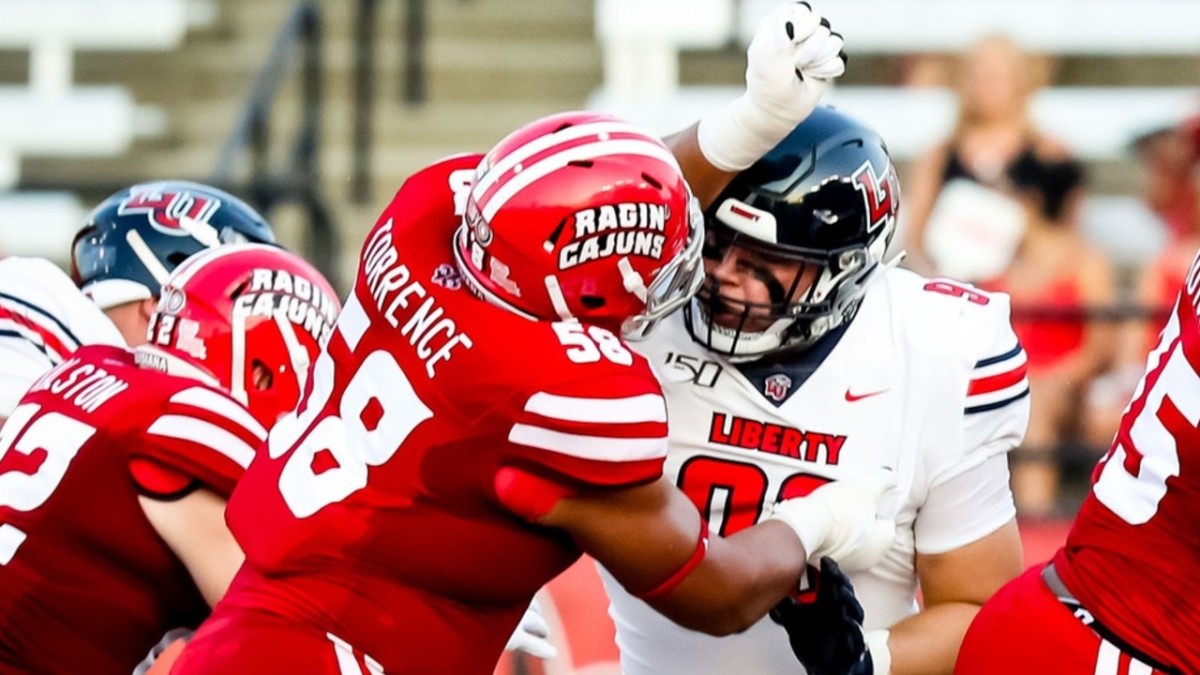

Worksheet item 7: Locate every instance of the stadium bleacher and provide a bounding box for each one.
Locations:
[0,0,198,260]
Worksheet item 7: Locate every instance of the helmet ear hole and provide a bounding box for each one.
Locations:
[251,359,274,391]
[580,295,606,310]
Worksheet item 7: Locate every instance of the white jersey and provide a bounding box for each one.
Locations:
[603,268,1030,675]
[0,257,125,416]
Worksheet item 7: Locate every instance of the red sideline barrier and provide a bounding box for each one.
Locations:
[496,517,1073,675]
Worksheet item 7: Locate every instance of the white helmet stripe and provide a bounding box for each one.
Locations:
[478,139,680,222]
[125,229,172,284]
[471,121,674,199]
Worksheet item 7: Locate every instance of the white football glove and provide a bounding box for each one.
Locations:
[698,1,848,172]
[764,469,897,572]
[504,597,558,660]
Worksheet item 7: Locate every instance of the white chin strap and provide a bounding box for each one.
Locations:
[618,257,649,302]
[543,275,574,321]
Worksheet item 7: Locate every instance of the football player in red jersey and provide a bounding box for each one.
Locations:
[0,244,339,675]
[954,252,1200,674]
[168,8,907,673]
[172,115,895,675]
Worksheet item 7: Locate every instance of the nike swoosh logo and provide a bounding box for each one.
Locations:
[845,388,889,402]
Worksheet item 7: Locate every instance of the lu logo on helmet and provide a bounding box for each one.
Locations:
[850,160,899,234]
[118,187,222,235]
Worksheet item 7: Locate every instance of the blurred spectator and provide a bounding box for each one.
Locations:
[901,35,1067,276]
[894,53,953,88]
[1083,119,1200,452]
[979,155,1116,519]
[1134,120,1200,241]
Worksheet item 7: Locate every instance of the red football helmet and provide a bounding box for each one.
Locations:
[453,111,704,339]
[137,243,341,427]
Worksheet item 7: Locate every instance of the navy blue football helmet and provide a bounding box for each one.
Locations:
[71,181,277,309]
[686,107,900,361]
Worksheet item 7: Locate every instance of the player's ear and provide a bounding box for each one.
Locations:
[140,296,159,321]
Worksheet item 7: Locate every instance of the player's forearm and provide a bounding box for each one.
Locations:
[646,520,806,635]
[884,601,982,675]
[665,124,738,209]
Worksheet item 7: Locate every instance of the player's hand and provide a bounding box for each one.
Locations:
[699,2,847,171]
[764,470,897,571]
[771,557,876,675]
[504,597,558,660]
[745,2,846,125]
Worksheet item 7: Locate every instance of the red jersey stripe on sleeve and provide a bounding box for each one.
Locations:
[0,304,72,362]
[966,343,1030,415]
[968,361,1028,396]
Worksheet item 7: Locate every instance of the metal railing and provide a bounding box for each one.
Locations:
[211,0,338,286]
[351,0,434,204]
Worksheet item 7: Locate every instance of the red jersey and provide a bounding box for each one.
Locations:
[194,156,670,674]
[1056,249,1200,671]
[0,345,267,675]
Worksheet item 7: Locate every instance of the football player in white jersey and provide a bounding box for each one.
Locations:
[0,181,278,425]
[602,106,1031,675]
[0,256,125,421]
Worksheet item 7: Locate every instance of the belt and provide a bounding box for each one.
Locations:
[1040,561,1077,604]
[1041,562,1179,675]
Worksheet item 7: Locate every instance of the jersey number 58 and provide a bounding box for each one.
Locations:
[271,296,433,518]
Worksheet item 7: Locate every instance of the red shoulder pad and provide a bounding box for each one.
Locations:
[503,369,668,489]
[135,385,268,498]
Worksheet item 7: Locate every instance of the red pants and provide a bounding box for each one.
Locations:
[956,564,1169,675]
